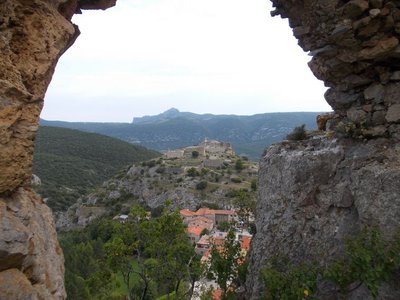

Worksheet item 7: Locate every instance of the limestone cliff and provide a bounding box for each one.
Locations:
[0,1,116,298]
[246,0,400,298]
[246,135,400,299]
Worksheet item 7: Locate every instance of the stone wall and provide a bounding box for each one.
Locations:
[0,1,116,298]
[271,0,400,137]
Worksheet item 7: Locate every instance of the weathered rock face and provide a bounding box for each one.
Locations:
[0,1,116,298]
[0,188,66,299]
[246,135,400,299]
[0,0,116,194]
[245,2,400,298]
[271,0,400,137]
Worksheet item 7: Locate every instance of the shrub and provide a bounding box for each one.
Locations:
[155,167,165,174]
[251,179,257,191]
[262,227,400,299]
[196,181,208,190]
[262,256,319,300]
[235,159,244,172]
[192,150,199,158]
[231,177,242,183]
[324,227,400,297]
[187,167,200,177]
[286,124,307,141]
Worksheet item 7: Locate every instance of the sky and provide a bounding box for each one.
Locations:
[42,0,330,122]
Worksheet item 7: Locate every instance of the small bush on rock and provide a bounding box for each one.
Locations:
[286,124,307,141]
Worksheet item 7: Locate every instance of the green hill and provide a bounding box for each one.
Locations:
[32,126,160,212]
[57,143,259,230]
[40,110,322,160]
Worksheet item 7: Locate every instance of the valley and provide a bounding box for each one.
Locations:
[41,109,320,160]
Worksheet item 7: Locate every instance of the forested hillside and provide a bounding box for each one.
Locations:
[33,126,160,212]
[41,110,322,159]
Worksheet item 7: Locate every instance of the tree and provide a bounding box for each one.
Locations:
[192,150,199,158]
[233,190,256,227]
[235,159,244,172]
[217,221,231,232]
[207,229,242,299]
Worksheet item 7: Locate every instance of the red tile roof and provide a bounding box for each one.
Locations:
[212,289,222,300]
[197,234,211,245]
[187,226,204,236]
[241,236,252,251]
[180,209,195,217]
[180,207,235,217]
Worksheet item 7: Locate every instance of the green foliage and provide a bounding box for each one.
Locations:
[217,221,231,232]
[196,181,208,190]
[324,227,400,297]
[231,177,242,183]
[201,228,210,237]
[286,124,307,141]
[233,189,256,226]
[251,179,257,191]
[142,160,157,168]
[33,126,159,212]
[187,167,200,177]
[261,256,319,300]
[262,227,400,299]
[235,159,244,172]
[60,221,120,299]
[62,207,200,300]
[207,229,243,299]
[248,223,257,235]
[192,150,199,158]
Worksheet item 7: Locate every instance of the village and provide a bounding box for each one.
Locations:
[106,138,256,299]
[180,207,252,263]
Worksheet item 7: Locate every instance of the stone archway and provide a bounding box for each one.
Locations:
[1,0,400,298]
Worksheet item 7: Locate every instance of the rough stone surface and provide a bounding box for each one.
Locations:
[0,0,116,194]
[246,136,400,299]
[0,1,116,299]
[386,104,400,122]
[270,0,400,138]
[0,188,66,299]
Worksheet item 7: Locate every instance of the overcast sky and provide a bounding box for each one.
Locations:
[42,0,330,122]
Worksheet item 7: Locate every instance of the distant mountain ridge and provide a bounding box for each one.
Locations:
[41,109,324,160]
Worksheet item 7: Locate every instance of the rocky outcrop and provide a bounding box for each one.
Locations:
[270,0,400,137]
[0,188,66,299]
[0,1,116,298]
[245,1,400,298]
[246,135,400,299]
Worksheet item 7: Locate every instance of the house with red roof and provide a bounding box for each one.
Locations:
[186,226,204,244]
[180,207,236,226]
[195,234,211,255]
[188,216,214,232]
